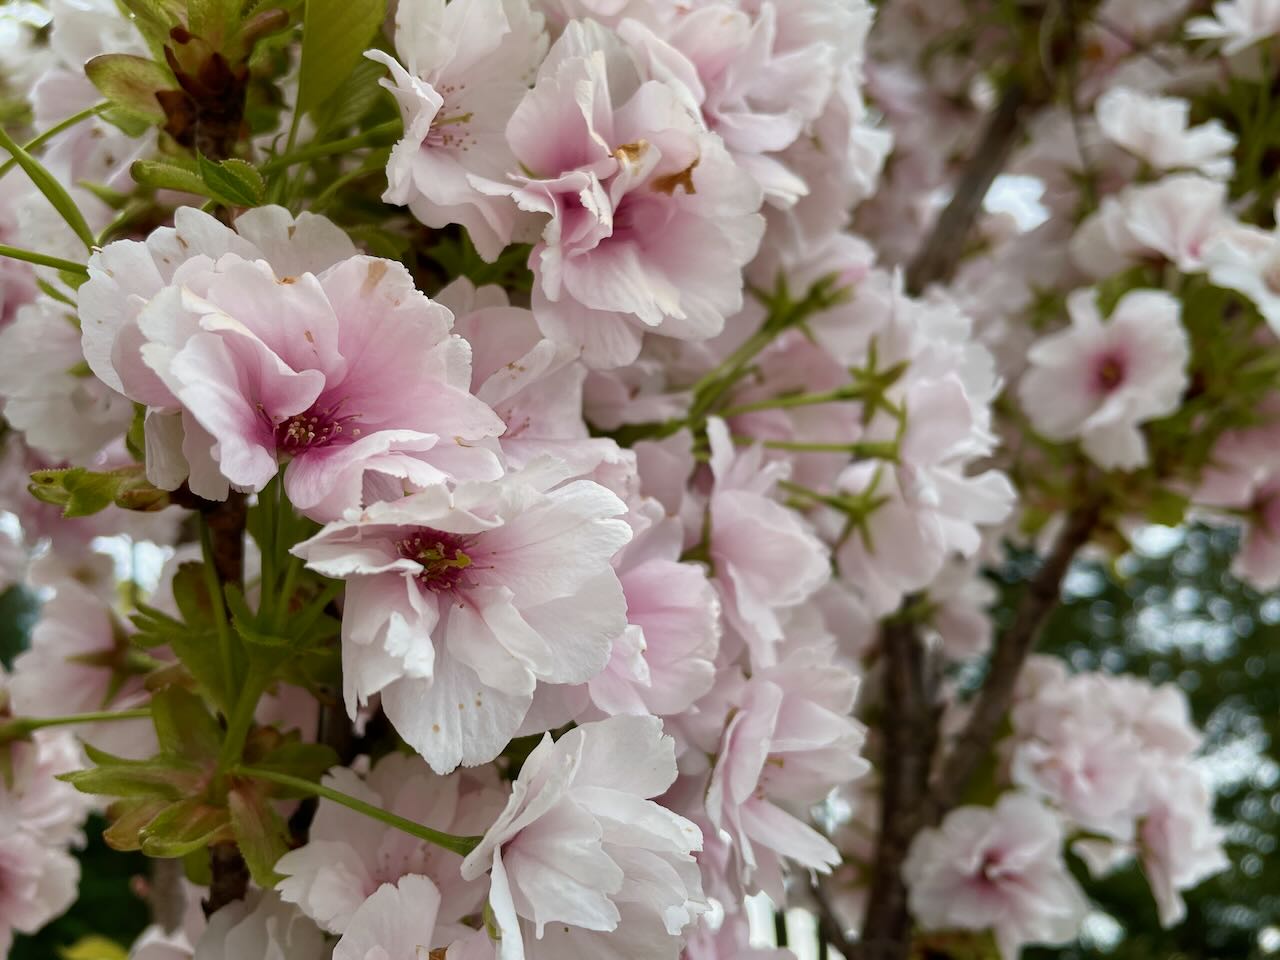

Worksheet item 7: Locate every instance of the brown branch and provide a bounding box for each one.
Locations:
[852,619,939,960]
[921,498,1101,825]
[204,841,250,916]
[904,80,1030,297]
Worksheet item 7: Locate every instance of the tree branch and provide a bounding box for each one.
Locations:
[904,80,1029,297]
[921,498,1101,825]
[852,618,939,960]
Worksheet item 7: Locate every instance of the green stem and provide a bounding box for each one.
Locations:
[688,325,779,420]
[262,119,402,174]
[272,556,302,634]
[719,387,870,418]
[736,436,899,460]
[216,673,265,772]
[199,519,238,697]
[233,765,483,856]
[2,708,151,736]
[0,244,88,275]
[312,161,382,211]
[0,125,97,251]
[0,103,108,182]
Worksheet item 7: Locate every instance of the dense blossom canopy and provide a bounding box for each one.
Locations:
[0,0,1274,958]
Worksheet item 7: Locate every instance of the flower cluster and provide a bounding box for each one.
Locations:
[0,0,1269,957]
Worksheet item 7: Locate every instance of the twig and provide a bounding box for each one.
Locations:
[904,80,1030,296]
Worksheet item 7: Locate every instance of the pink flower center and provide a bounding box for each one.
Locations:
[1093,352,1127,393]
[396,528,475,591]
[274,403,362,454]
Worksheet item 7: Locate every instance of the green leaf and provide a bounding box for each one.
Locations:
[0,125,96,251]
[150,687,222,761]
[130,158,209,197]
[138,798,233,857]
[197,154,267,207]
[311,56,386,136]
[114,0,184,58]
[1145,489,1190,528]
[84,54,174,125]
[296,0,387,117]
[102,796,170,851]
[28,465,169,517]
[229,784,289,886]
[251,739,338,786]
[186,0,241,47]
[61,756,203,800]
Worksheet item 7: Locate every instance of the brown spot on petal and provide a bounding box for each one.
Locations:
[362,259,388,296]
[432,724,440,733]
[652,156,699,195]
[304,329,315,342]
[287,224,297,239]
[279,276,297,284]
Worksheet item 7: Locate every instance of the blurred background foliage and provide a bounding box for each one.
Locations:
[2,522,1276,958]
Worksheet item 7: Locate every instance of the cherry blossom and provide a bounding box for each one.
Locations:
[1019,288,1188,470]
[292,462,631,771]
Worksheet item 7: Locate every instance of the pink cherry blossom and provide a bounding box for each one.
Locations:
[903,792,1088,960]
[332,874,443,960]
[1019,287,1188,470]
[705,418,829,666]
[1203,203,1280,336]
[1138,766,1230,927]
[277,753,503,940]
[588,498,719,718]
[368,0,548,261]
[10,578,156,758]
[84,216,505,515]
[0,296,134,462]
[439,277,621,475]
[1095,87,1235,179]
[1187,0,1280,54]
[460,715,706,960]
[1071,175,1228,277]
[703,647,868,900]
[292,462,631,771]
[0,822,79,958]
[487,24,764,367]
[191,890,326,960]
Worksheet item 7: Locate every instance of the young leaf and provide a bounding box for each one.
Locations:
[229,784,289,886]
[0,126,96,251]
[311,57,387,136]
[130,158,209,197]
[138,798,233,857]
[250,739,339,785]
[61,756,204,800]
[197,154,267,206]
[85,54,175,125]
[28,465,169,517]
[150,687,222,761]
[296,0,387,117]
